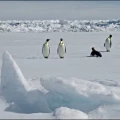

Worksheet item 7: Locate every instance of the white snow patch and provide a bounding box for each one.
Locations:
[54,107,88,119]
[88,104,120,119]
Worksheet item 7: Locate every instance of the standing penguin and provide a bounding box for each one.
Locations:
[57,38,66,58]
[42,39,50,58]
[104,34,112,52]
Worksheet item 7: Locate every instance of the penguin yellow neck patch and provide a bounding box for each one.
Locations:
[45,42,49,46]
[60,41,64,45]
[107,37,111,41]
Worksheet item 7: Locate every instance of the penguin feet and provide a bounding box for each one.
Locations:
[44,57,48,59]
[60,57,64,59]
[107,50,110,52]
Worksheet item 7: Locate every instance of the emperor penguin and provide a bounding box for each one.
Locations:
[104,34,112,52]
[57,38,66,58]
[90,47,102,57]
[42,39,50,58]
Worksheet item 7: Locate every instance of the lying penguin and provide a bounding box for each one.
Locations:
[90,47,102,57]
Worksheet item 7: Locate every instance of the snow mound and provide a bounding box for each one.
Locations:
[1,51,31,93]
[0,19,120,32]
[54,107,88,119]
[1,51,120,117]
[88,104,120,119]
[40,77,120,113]
[92,79,120,87]
[0,51,51,113]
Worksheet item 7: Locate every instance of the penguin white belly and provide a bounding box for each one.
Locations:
[42,45,50,58]
[105,40,110,52]
[58,45,65,58]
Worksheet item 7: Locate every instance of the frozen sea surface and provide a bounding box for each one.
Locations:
[0,32,120,119]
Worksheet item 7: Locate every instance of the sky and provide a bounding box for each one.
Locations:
[0,1,120,20]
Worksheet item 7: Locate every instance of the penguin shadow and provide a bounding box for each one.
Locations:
[86,56,92,57]
[99,50,107,53]
[86,55,97,57]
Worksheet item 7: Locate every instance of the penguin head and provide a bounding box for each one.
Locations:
[60,38,64,44]
[60,38,63,41]
[109,34,112,38]
[92,47,95,51]
[46,39,50,42]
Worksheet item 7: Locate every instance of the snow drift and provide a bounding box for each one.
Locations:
[0,19,120,32]
[40,77,120,113]
[0,51,88,118]
[1,51,120,118]
[0,51,51,113]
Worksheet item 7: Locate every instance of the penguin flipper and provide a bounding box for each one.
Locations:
[42,45,44,54]
[57,48,58,54]
[42,43,45,54]
[110,41,112,48]
[65,46,66,53]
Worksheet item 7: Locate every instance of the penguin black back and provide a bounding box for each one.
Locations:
[91,47,102,57]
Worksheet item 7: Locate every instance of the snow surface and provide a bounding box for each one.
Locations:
[1,32,120,119]
[54,107,88,119]
[0,19,120,32]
